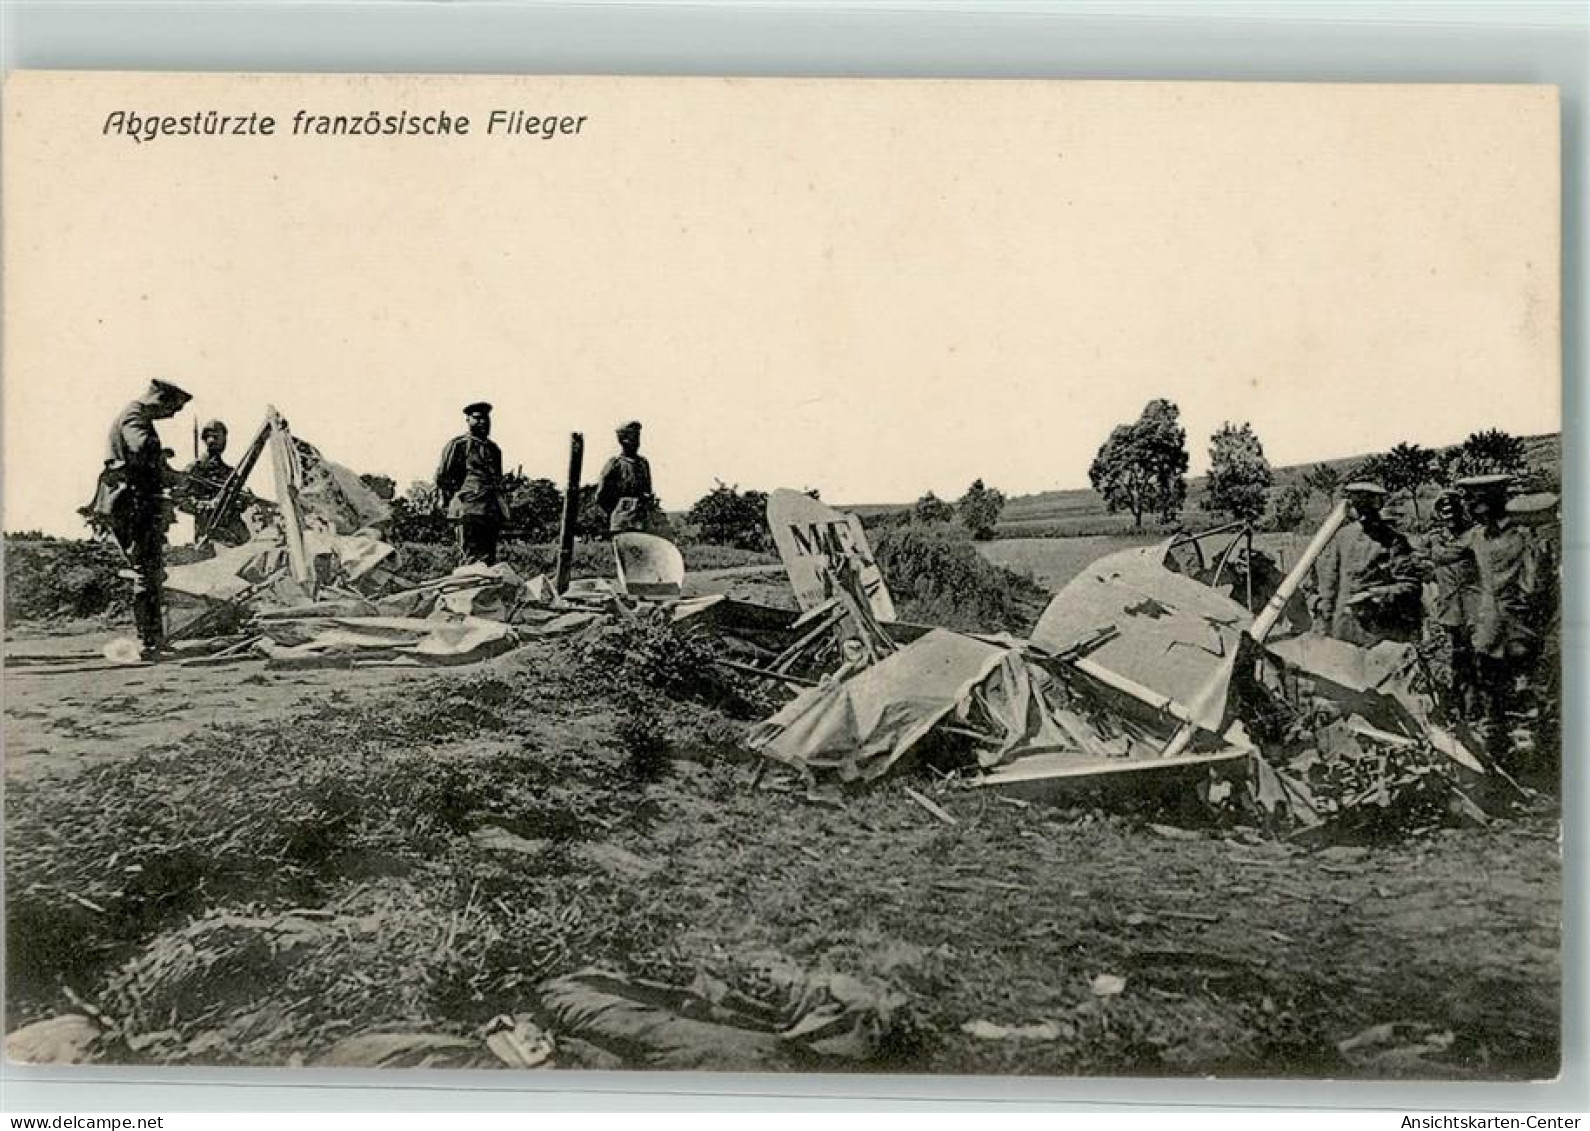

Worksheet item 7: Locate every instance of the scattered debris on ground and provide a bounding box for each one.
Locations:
[4,458,1560,1077]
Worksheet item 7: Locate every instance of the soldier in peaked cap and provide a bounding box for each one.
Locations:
[1422,489,1481,719]
[435,401,508,565]
[596,420,658,535]
[1453,474,1546,764]
[1310,480,1423,646]
[86,380,194,659]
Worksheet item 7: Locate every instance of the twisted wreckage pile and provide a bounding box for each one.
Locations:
[158,416,1511,839]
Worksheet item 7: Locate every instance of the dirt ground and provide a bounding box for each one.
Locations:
[3,557,1562,1079]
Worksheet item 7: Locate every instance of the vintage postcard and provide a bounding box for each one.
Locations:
[2,72,1561,1079]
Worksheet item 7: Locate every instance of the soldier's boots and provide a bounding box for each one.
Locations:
[132,592,172,661]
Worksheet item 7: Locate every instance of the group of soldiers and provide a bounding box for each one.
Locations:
[85,380,262,660]
[87,384,659,660]
[433,402,659,566]
[80,382,1563,768]
[1307,476,1559,768]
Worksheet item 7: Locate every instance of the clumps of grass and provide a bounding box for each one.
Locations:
[3,673,624,1015]
[574,610,761,713]
[568,610,778,778]
[871,524,1051,635]
[94,870,589,1065]
[3,536,129,623]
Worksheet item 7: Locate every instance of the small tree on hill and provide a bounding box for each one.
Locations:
[1088,398,1189,528]
[1348,452,1390,490]
[1301,463,1342,500]
[1202,422,1273,525]
[1268,483,1309,532]
[957,479,1006,541]
[1380,442,1438,521]
[913,491,955,525]
[1448,428,1529,480]
[687,482,771,550]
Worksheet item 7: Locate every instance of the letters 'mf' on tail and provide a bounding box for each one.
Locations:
[766,489,896,622]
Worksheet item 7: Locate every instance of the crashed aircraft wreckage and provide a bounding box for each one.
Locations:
[748,489,1501,831]
[133,424,1502,830]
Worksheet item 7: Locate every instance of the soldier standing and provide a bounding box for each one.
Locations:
[596,420,657,535]
[182,419,252,546]
[1423,490,1481,718]
[88,380,193,660]
[1310,481,1423,646]
[1506,490,1561,769]
[1455,474,1544,764]
[435,401,508,565]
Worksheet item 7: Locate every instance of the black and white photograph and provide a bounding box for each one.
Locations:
[1,71,1564,1082]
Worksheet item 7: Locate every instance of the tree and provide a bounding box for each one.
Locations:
[1448,428,1529,480]
[1268,483,1309,532]
[957,479,1006,541]
[1379,442,1438,521]
[503,474,564,541]
[912,491,955,525]
[1301,463,1342,500]
[389,479,451,544]
[1202,422,1273,524]
[687,482,771,550]
[576,484,608,539]
[1348,452,1390,489]
[1088,399,1189,528]
[359,473,397,501]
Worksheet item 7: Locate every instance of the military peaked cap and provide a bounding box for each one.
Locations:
[149,379,193,405]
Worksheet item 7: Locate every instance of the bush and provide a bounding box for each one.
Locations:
[687,483,770,551]
[504,475,564,541]
[1267,484,1309,532]
[388,496,452,545]
[912,492,955,525]
[871,524,1049,635]
[3,537,128,623]
[574,609,763,717]
[956,480,1006,541]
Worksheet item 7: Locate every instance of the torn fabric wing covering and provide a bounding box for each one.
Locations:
[1029,541,1252,708]
[287,434,393,535]
[1029,535,1486,775]
[748,630,1009,781]
[163,529,397,603]
[255,615,518,667]
[746,628,1233,784]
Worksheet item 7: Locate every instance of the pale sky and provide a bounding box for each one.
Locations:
[3,74,1560,536]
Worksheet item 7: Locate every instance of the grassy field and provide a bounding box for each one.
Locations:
[854,431,1563,542]
[5,626,1560,1077]
[975,535,1161,593]
[2,459,1563,1076]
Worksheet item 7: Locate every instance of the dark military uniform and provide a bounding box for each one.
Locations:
[1424,520,1481,716]
[596,452,655,534]
[182,452,251,546]
[1311,516,1423,646]
[436,432,507,565]
[1459,517,1543,761]
[90,395,184,652]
